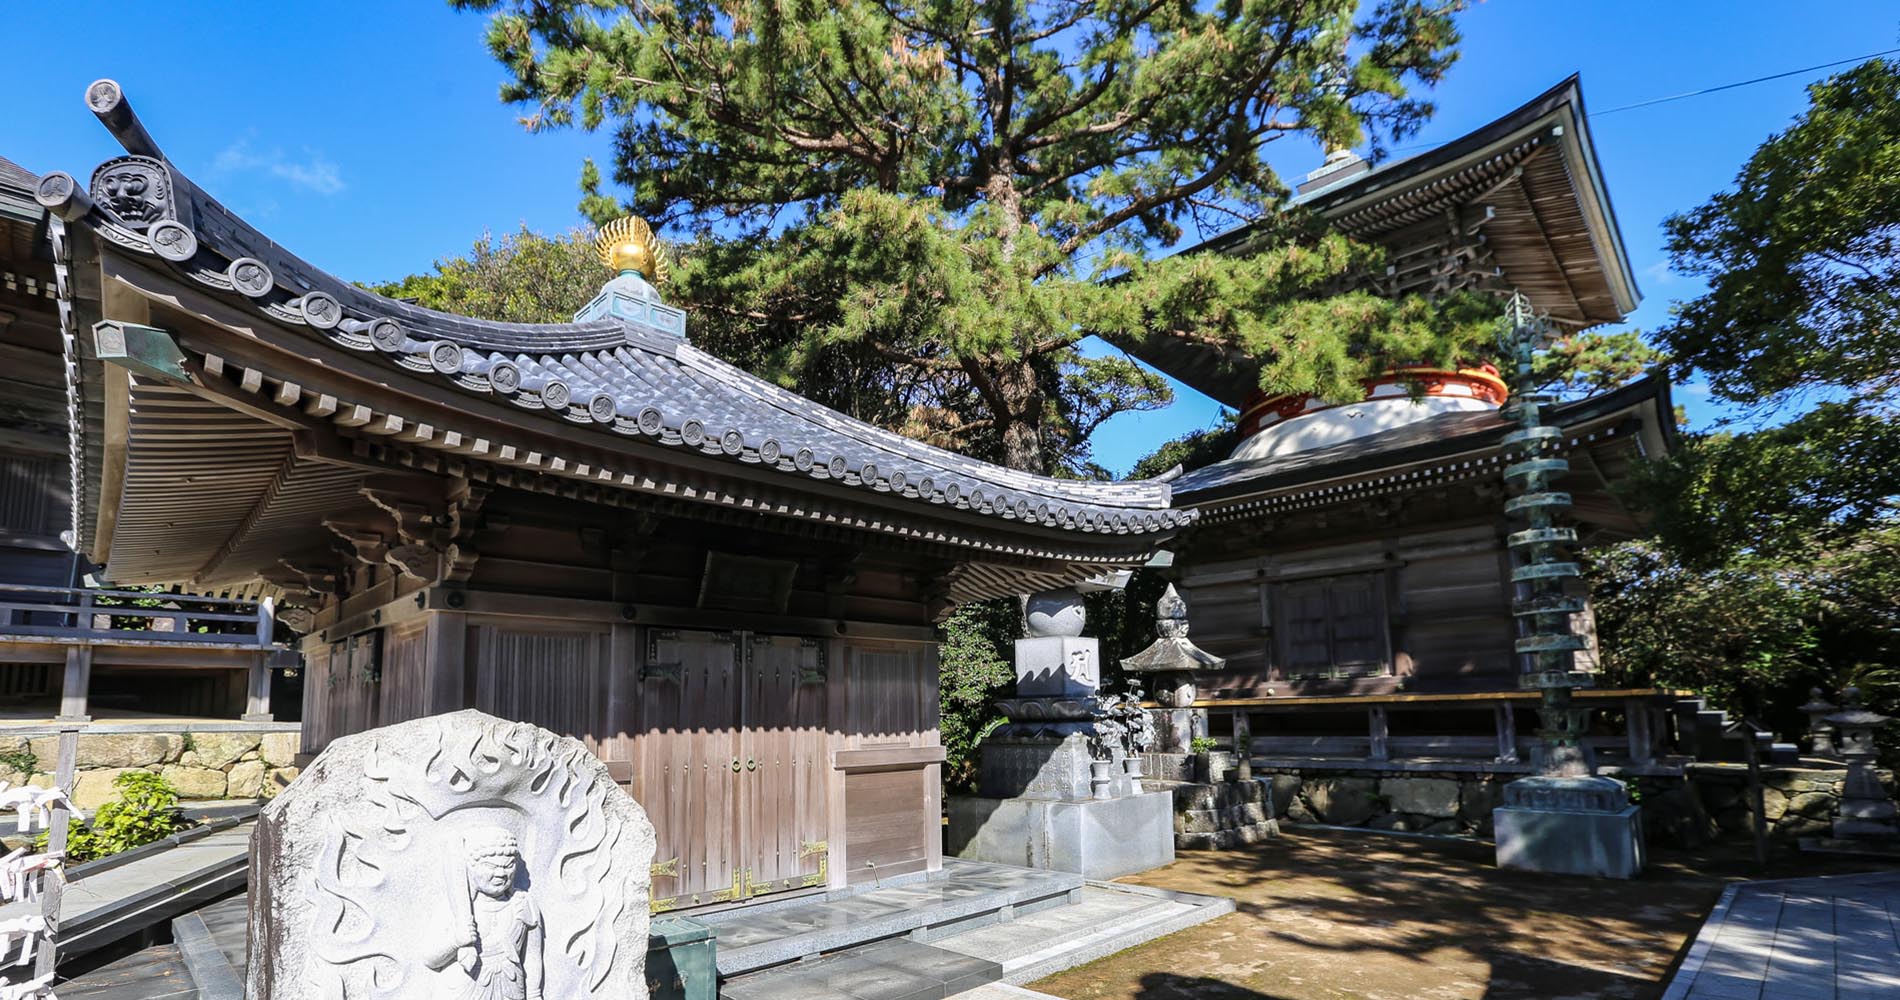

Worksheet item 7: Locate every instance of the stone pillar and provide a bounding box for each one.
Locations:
[1801,688,1839,758]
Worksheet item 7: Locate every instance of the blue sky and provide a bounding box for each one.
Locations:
[5,2,1895,476]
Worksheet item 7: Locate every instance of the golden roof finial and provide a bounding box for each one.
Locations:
[595,216,669,285]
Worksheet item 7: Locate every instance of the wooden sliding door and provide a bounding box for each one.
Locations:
[639,629,831,913]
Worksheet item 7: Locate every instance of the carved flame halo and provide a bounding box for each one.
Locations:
[595,216,670,285]
[307,716,634,997]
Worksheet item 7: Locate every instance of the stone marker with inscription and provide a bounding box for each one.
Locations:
[248,710,655,1000]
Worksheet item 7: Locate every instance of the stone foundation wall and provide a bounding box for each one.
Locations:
[1255,763,1893,848]
[1265,769,1506,837]
[0,731,302,809]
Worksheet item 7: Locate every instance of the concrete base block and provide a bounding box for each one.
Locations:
[947,791,1175,880]
[1493,803,1646,879]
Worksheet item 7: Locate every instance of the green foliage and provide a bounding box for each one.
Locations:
[1129,421,1239,481]
[938,600,1020,793]
[1189,736,1219,754]
[1530,329,1666,398]
[1661,57,1900,412]
[1598,54,1900,762]
[1631,402,1900,568]
[457,0,1469,471]
[0,748,37,775]
[39,771,187,864]
[369,225,599,325]
[1590,531,1900,745]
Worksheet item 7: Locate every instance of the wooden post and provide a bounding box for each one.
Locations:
[1495,703,1518,763]
[35,721,80,980]
[1742,726,1769,869]
[1233,711,1253,782]
[1369,705,1389,761]
[244,597,276,720]
[57,646,91,721]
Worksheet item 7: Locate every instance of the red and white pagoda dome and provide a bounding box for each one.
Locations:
[1229,365,1509,463]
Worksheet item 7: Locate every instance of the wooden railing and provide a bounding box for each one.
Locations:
[1189,689,1689,770]
[0,583,273,647]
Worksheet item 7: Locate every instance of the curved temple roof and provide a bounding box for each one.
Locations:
[35,81,1189,564]
[1104,75,1641,409]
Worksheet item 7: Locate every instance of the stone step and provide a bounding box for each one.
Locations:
[720,938,1002,1000]
[933,883,1233,986]
[702,861,1084,978]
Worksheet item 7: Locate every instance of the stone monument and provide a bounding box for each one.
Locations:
[946,587,1175,878]
[249,710,656,1000]
[1489,294,1644,879]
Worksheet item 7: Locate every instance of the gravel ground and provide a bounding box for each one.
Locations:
[1028,827,1891,1000]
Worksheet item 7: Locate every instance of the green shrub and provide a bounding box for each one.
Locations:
[38,771,187,863]
[0,748,38,775]
[1190,737,1219,754]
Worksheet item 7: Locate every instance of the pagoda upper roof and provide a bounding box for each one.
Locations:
[1173,375,1674,538]
[1103,75,1642,408]
[33,81,1187,571]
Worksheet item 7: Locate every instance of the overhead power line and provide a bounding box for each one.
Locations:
[1592,45,1900,116]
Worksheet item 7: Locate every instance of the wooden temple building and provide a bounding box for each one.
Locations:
[1111,77,1684,769]
[22,80,1193,914]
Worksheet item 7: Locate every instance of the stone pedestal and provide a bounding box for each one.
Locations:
[1493,775,1644,879]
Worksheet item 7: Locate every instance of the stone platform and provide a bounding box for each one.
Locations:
[703,860,1083,977]
[947,790,1175,879]
[1662,870,1900,1000]
[71,858,1231,1000]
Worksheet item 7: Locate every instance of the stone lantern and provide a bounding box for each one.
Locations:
[1120,584,1224,759]
[1800,687,1839,758]
[1825,687,1897,841]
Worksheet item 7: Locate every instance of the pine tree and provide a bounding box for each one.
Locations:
[456,0,1481,472]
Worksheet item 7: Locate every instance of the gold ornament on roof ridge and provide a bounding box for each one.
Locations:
[596,216,670,285]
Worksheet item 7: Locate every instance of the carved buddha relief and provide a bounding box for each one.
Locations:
[428,828,545,1000]
[89,156,172,228]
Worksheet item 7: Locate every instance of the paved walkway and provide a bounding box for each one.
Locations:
[1663,871,1900,1000]
[0,818,253,963]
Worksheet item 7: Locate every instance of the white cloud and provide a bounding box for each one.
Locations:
[269,158,344,195]
[1643,258,1678,287]
[211,135,344,195]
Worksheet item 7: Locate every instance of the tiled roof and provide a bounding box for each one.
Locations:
[37,82,1188,541]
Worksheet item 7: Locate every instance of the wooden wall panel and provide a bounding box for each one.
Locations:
[467,620,611,749]
[376,619,431,730]
[1395,543,1514,689]
[841,643,937,750]
[844,769,930,884]
[0,455,68,539]
[300,642,334,751]
[834,639,939,884]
